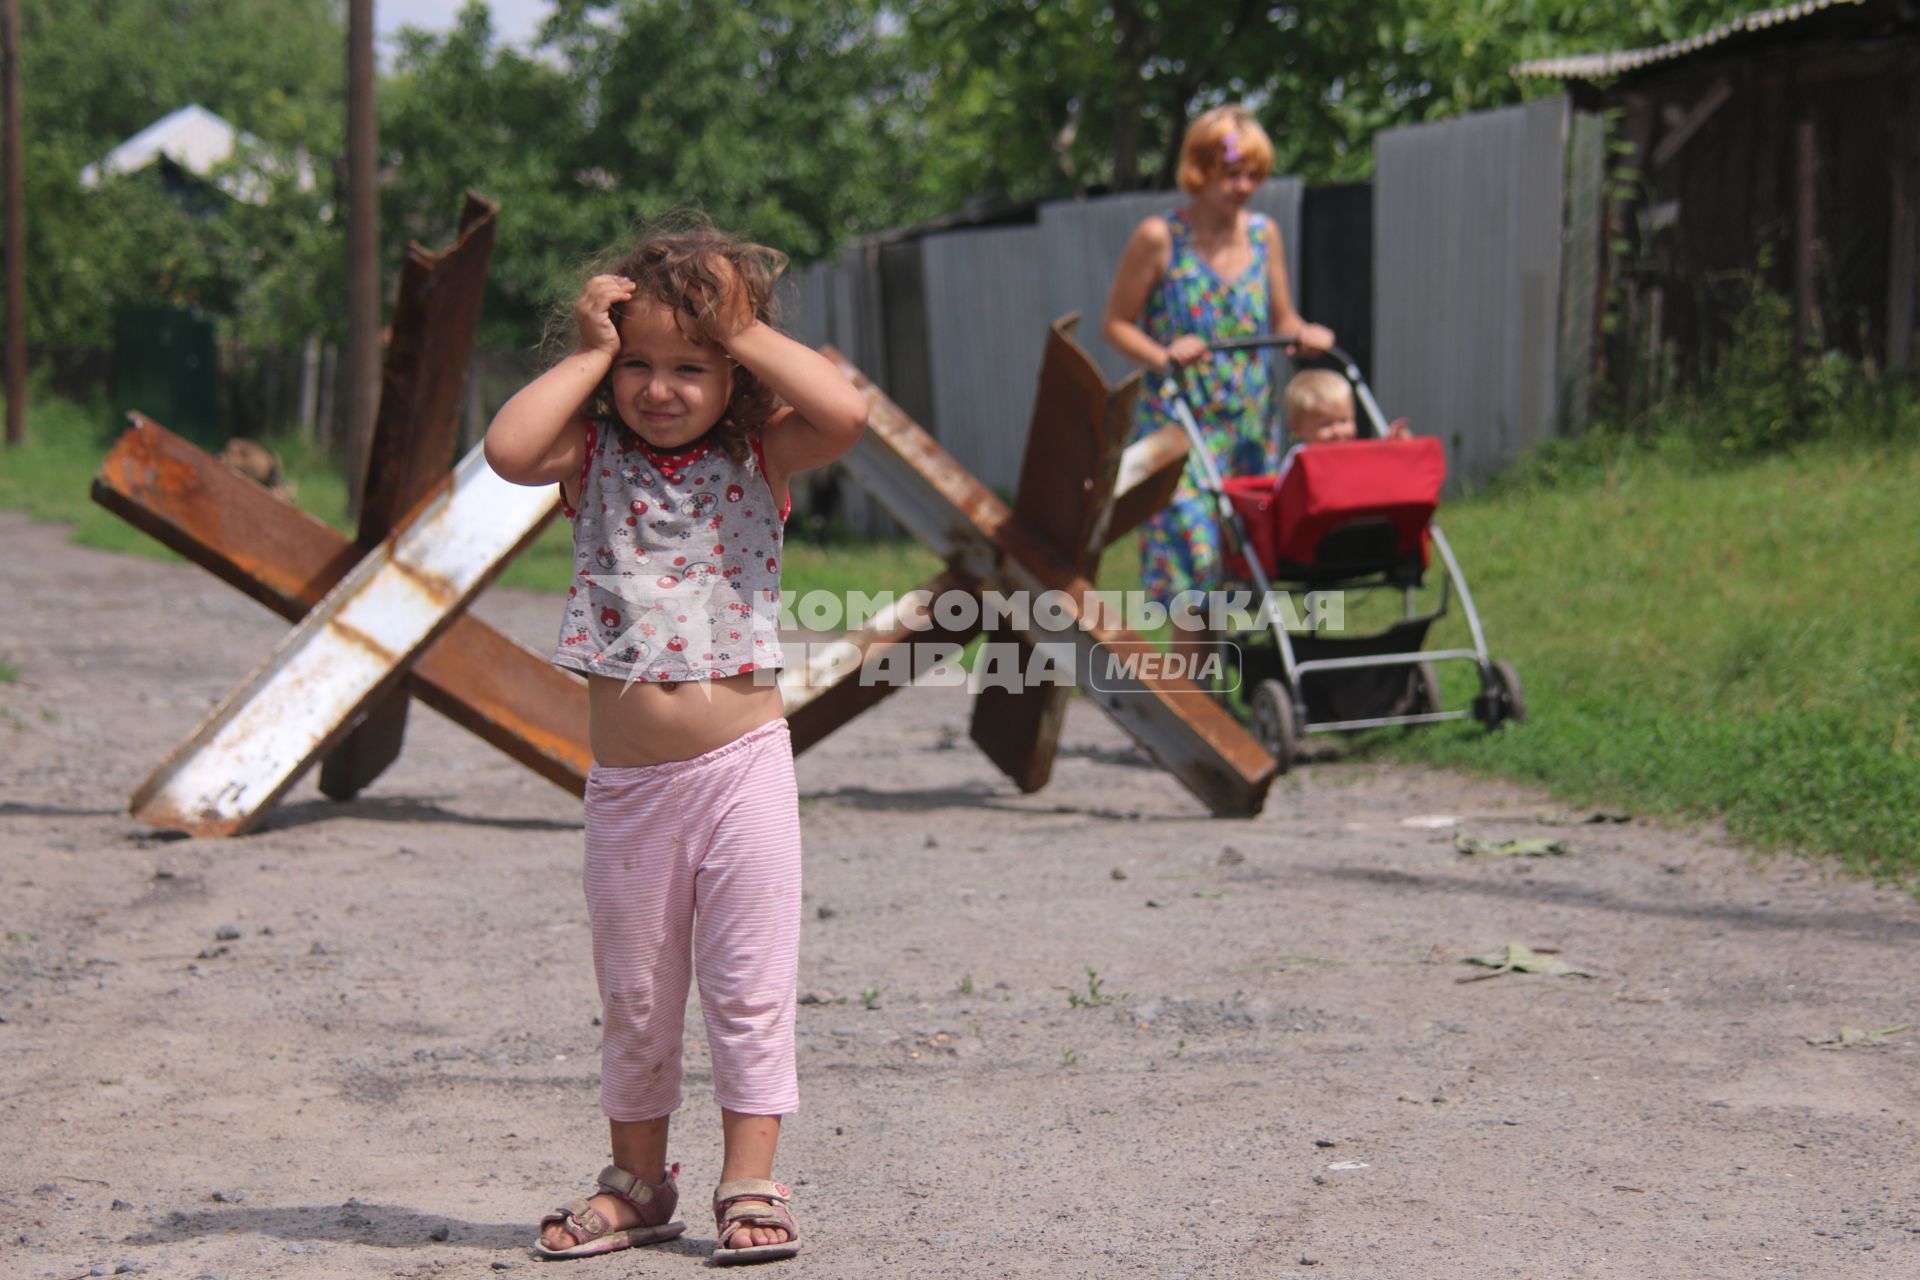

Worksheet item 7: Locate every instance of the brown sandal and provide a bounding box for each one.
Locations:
[534,1162,685,1260]
[711,1177,800,1265]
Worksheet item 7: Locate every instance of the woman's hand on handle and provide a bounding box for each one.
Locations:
[1285,323,1335,359]
[1162,334,1209,372]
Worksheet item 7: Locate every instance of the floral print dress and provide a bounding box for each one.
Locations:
[1131,209,1280,605]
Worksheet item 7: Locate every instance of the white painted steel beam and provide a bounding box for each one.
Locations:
[130,445,558,836]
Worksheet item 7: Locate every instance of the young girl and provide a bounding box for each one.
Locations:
[484,215,867,1265]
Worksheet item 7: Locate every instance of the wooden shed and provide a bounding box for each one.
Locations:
[1515,0,1920,397]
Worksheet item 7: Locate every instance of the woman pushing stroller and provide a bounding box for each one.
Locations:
[1101,104,1335,662]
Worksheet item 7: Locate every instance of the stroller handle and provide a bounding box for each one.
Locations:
[1162,335,1394,441]
[1205,333,1358,367]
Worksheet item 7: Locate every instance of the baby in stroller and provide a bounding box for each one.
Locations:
[1201,359,1522,764]
[1283,368,1411,446]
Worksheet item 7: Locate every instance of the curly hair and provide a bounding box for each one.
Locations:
[554,211,789,464]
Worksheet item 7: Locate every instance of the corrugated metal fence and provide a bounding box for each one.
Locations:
[1373,98,1599,486]
[785,182,1302,528]
[789,101,1598,527]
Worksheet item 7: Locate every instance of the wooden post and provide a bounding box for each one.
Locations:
[1794,119,1820,353]
[2,0,25,446]
[344,0,380,515]
[1889,92,1917,376]
[299,334,321,441]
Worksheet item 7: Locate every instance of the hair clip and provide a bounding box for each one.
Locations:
[1221,133,1242,166]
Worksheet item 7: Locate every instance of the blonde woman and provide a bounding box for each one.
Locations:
[1103,106,1333,638]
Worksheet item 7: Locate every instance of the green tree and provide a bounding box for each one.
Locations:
[900,0,1764,199]
[379,3,593,350]
[382,0,937,349]
[541,0,926,260]
[18,0,343,351]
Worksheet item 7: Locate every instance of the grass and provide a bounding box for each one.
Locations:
[8,388,1917,884]
[0,393,943,600]
[1366,432,1920,886]
[0,397,352,559]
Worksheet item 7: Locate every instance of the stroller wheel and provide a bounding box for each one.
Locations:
[1492,659,1526,725]
[1250,679,1297,772]
[1474,659,1527,729]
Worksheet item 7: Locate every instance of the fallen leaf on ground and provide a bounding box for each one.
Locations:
[1458,941,1594,981]
[1804,1024,1911,1049]
[1455,834,1572,858]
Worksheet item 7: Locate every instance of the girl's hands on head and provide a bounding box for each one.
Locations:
[693,253,759,348]
[1163,334,1210,371]
[575,274,636,357]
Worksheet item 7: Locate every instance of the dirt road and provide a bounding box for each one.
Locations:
[2,509,1916,1279]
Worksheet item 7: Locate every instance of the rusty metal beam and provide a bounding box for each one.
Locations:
[92,418,589,802]
[971,316,1138,792]
[783,569,983,755]
[1106,423,1185,550]
[779,419,1184,761]
[323,193,501,801]
[823,346,1274,817]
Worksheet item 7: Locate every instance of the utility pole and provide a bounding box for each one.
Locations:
[3,0,26,447]
[344,0,378,512]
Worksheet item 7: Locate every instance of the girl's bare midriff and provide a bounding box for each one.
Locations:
[586,671,786,766]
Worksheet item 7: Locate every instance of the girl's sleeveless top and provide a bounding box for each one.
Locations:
[553,419,788,684]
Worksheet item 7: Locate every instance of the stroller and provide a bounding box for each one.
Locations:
[1158,336,1524,771]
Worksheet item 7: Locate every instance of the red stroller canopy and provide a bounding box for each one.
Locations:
[1223,437,1446,580]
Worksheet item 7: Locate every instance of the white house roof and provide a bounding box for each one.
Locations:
[79,104,312,204]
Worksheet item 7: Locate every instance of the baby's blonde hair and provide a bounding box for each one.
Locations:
[1283,369,1354,427]
[1177,105,1275,195]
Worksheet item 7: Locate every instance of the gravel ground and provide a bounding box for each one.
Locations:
[2,507,1917,1280]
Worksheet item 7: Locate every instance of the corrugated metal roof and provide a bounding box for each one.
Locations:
[1512,0,1866,81]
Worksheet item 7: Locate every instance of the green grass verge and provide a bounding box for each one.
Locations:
[0,397,936,601]
[1366,436,1920,887]
[10,392,1916,884]
[0,398,352,559]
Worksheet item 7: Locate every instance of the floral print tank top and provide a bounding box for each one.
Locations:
[553,420,788,684]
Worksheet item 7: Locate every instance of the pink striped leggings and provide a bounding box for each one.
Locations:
[582,718,802,1121]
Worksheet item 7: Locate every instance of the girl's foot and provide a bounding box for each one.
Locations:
[534,1164,683,1259]
[712,1179,800,1264]
[723,1205,791,1250]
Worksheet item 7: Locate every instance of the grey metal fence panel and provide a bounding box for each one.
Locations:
[1375,98,1570,487]
[1038,190,1170,387]
[920,225,1047,494]
[782,179,1311,530]
[1038,180,1305,389]
[781,261,836,351]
